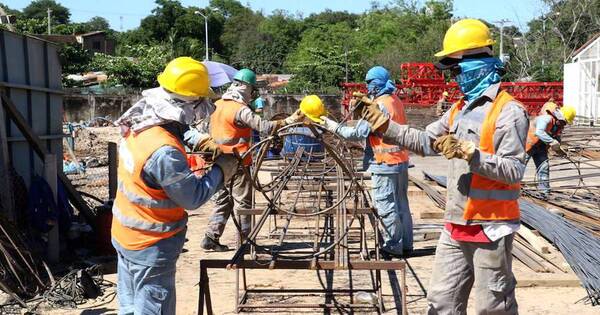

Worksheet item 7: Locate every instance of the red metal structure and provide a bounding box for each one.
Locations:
[341,62,563,116]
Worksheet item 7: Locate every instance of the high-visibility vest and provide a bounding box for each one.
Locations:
[525,115,562,153]
[111,126,188,251]
[447,91,521,221]
[210,99,253,165]
[368,94,409,165]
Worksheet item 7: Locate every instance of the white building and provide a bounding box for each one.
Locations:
[564,33,600,124]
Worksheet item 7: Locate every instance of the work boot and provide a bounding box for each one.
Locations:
[201,235,229,252]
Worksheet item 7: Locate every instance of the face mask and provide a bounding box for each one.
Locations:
[454,57,503,101]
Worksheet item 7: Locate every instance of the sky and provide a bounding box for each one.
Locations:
[5,0,545,31]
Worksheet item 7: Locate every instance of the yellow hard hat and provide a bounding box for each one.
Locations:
[157,57,211,98]
[300,95,327,123]
[560,105,576,124]
[435,19,495,58]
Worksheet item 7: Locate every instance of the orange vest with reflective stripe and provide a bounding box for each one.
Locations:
[525,115,562,153]
[111,126,188,251]
[447,91,521,221]
[210,99,253,165]
[368,94,409,164]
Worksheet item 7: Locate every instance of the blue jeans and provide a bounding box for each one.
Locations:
[526,146,550,194]
[117,252,177,315]
[372,169,413,254]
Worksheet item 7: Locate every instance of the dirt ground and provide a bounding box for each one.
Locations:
[44,148,598,315]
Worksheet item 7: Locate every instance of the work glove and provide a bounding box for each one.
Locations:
[350,93,389,133]
[284,109,306,124]
[213,154,239,183]
[272,109,306,134]
[195,135,221,160]
[433,135,476,162]
[319,116,339,133]
[549,140,568,157]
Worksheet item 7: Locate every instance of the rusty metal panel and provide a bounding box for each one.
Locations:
[0,29,63,186]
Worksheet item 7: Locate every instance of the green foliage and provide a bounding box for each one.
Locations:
[90,44,171,88]
[10,0,596,89]
[286,23,363,92]
[59,44,93,75]
[22,0,70,24]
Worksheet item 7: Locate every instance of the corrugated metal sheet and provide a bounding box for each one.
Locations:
[0,29,63,186]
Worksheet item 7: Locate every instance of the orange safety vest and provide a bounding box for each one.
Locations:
[368,94,409,164]
[210,99,253,165]
[525,114,562,153]
[111,126,188,251]
[447,91,521,221]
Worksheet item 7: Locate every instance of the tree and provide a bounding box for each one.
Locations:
[91,44,172,88]
[22,0,70,25]
[285,23,363,92]
[86,16,110,31]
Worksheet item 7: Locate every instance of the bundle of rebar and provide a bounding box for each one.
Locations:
[520,201,600,306]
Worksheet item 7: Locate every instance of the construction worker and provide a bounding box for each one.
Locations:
[525,102,576,194]
[201,69,304,251]
[354,19,528,314]
[320,66,413,257]
[111,57,239,314]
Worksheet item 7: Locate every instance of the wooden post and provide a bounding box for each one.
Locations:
[44,153,59,263]
[108,141,118,200]
[0,105,15,222]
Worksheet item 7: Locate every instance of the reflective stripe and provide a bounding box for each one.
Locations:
[118,181,179,209]
[372,146,403,154]
[469,188,520,201]
[214,137,251,145]
[113,204,187,233]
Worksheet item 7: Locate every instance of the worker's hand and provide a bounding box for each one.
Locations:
[433,135,476,162]
[213,154,239,183]
[351,97,389,133]
[550,140,568,157]
[319,116,339,133]
[195,136,221,160]
[284,109,306,125]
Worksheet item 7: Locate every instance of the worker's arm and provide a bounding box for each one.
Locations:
[380,109,450,156]
[335,119,371,141]
[468,102,529,184]
[235,106,279,135]
[142,146,223,210]
[534,115,555,144]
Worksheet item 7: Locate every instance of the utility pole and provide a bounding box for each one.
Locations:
[120,16,123,32]
[493,19,511,63]
[47,8,52,34]
[194,10,209,61]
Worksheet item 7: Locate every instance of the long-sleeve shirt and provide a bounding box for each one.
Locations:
[113,123,223,267]
[381,83,528,239]
[534,114,557,144]
[235,106,280,136]
[336,119,405,174]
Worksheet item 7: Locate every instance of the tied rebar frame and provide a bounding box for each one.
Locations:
[198,123,407,314]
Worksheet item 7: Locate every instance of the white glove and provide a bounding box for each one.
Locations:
[319,116,339,133]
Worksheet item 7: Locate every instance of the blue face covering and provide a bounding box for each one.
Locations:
[455,57,504,101]
[366,66,396,97]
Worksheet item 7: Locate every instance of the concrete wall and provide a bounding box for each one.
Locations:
[64,93,142,122]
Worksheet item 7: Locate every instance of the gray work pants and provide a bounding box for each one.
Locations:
[427,229,518,315]
[205,169,252,240]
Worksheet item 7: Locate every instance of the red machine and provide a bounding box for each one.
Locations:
[341,62,563,116]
